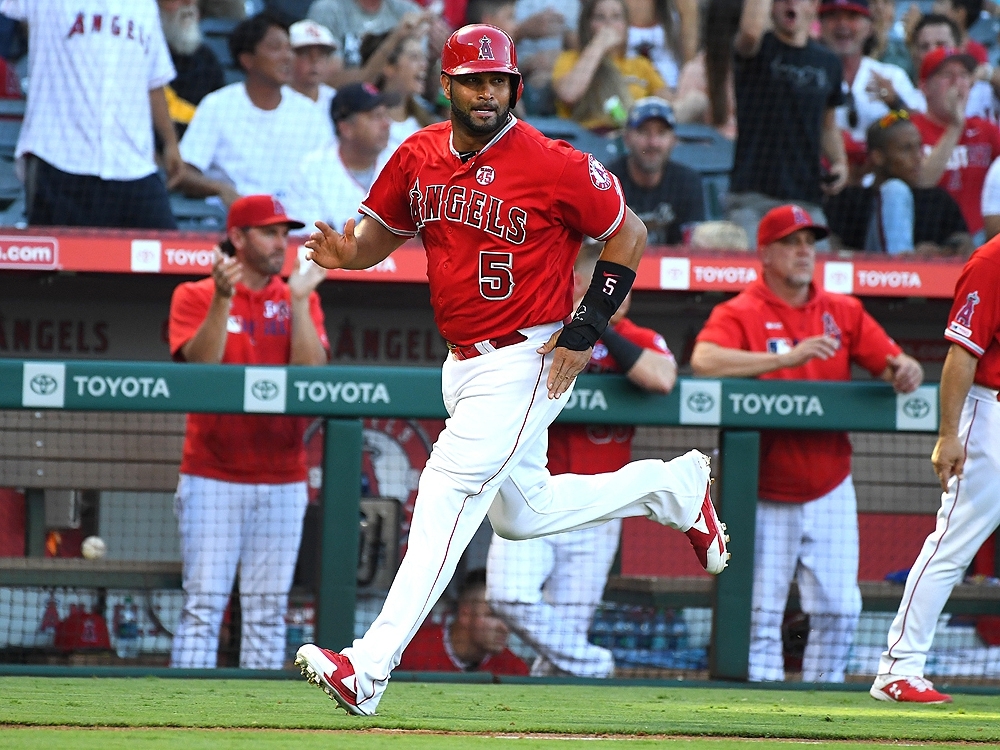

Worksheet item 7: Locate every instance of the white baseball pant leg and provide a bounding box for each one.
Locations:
[344,322,708,713]
[171,475,307,669]
[486,520,621,677]
[879,385,1000,678]
[748,475,861,682]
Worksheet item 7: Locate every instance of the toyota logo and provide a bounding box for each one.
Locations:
[30,374,58,395]
[687,391,714,413]
[251,379,279,401]
[902,397,930,420]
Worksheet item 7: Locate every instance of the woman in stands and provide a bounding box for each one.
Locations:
[624,0,699,97]
[360,32,441,153]
[552,0,670,133]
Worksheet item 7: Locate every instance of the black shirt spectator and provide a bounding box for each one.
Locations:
[159,0,226,137]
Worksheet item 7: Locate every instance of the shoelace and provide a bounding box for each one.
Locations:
[902,676,935,692]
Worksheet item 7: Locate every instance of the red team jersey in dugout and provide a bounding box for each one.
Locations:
[361,118,627,346]
[696,279,901,503]
[944,240,1000,389]
[169,276,329,484]
[548,319,673,475]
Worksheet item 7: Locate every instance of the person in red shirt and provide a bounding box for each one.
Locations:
[691,204,923,683]
[398,568,530,676]
[294,24,727,716]
[168,194,329,669]
[486,240,677,678]
[871,238,1000,704]
[912,46,1000,238]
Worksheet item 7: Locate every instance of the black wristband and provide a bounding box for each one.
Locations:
[556,260,637,351]
[600,325,643,372]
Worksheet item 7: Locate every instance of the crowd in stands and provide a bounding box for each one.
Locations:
[6,0,1000,247]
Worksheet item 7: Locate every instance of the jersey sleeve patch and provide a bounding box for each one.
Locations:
[588,154,613,190]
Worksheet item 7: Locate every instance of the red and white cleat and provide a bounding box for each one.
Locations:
[295,644,371,716]
[684,480,730,575]
[870,674,952,704]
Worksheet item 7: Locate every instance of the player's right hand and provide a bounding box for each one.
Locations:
[931,434,965,492]
[305,220,357,270]
[780,335,839,368]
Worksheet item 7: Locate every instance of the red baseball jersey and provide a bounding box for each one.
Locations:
[944,239,1000,390]
[398,621,530,676]
[696,279,901,503]
[912,112,1000,234]
[361,118,627,346]
[548,318,673,475]
[169,275,329,484]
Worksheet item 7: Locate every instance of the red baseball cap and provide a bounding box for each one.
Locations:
[757,204,829,248]
[226,195,305,232]
[819,0,870,17]
[919,47,977,83]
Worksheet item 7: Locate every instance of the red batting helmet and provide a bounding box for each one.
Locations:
[441,24,524,107]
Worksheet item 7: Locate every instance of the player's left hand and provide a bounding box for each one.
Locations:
[538,330,592,399]
[886,352,924,394]
[288,254,327,300]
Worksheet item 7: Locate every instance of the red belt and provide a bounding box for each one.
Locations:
[447,330,528,361]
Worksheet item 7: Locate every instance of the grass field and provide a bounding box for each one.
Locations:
[2,677,999,748]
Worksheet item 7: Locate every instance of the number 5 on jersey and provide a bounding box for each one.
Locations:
[480,251,514,300]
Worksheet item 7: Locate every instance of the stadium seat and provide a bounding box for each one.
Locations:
[670,123,734,221]
[201,33,234,69]
[169,193,227,230]
[522,116,622,162]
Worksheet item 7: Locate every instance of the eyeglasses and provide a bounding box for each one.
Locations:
[876,109,909,129]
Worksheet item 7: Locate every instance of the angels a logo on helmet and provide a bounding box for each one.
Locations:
[479,35,494,60]
[588,154,613,190]
[476,166,495,185]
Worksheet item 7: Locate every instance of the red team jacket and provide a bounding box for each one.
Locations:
[548,319,673,475]
[360,117,627,345]
[397,621,530,676]
[169,276,329,484]
[944,240,1000,389]
[696,279,901,503]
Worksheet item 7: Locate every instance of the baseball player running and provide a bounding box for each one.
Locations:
[871,239,1000,704]
[486,240,678,678]
[295,24,728,715]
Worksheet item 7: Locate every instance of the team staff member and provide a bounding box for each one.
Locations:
[691,204,923,683]
[295,24,728,716]
[871,238,1000,704]
[486,240,678,678]
[168,195,329,669]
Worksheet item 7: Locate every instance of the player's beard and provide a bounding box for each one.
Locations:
[160,6,202,56]
[451,99,510,139]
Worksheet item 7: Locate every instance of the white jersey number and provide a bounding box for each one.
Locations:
[479,251,514,300]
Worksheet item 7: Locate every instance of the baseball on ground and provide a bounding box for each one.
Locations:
[81,536,107,560]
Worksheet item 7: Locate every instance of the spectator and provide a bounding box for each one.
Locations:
[866,0,912,77]
[728,0,848,246]
[3,0,181,229]
[176,13,333,207]
[158,0,226,139]
[932,0,989,63]
[825,110,971,254]
[289,19,342,115]
[285,82,396,234]
[674,0,740,139]
[691,204,924,683]
[819,0,922,149]
[624,0,699,95]
[982,154,1000,239]
[912,46,1000,240]
[398,568,530,676]
[504,0,579,112]
[487,240,676,678]
[308,0,449,84]
[608,97,705,246]
[553,0,669,132]
[690,220,750,249]
[168,194,329,669]
[359,31,440,150]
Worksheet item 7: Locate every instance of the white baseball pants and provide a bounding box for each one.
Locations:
[344,321,709,713]
[171,474,308,670]
[748,475,862,682]
[878,385,1000,677]
[486,519,622,678]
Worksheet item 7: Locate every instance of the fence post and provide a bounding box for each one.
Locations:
[316,418,364,650]
[710,430,760,681]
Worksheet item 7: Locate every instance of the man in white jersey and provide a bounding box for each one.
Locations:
[177,12,332,207]
[2,0,181,228]
[286,82,396,234]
